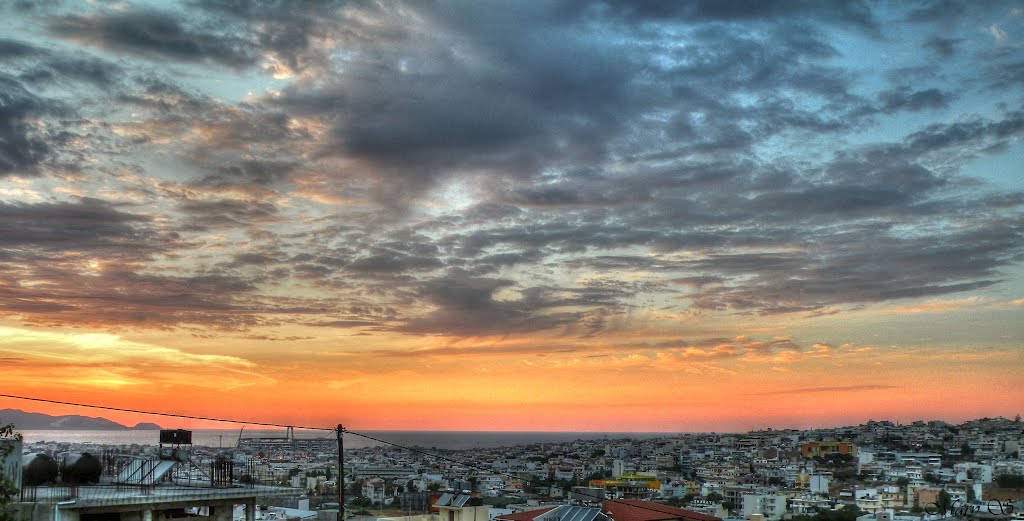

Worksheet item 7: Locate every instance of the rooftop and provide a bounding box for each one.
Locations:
[495,507,559,521]
[19,483,297,508]
[602,500,721,521]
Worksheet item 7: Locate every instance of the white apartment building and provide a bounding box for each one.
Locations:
[742,493,787,521]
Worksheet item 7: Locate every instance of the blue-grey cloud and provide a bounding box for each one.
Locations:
[48,9,257,67]
[0,0,1022,339]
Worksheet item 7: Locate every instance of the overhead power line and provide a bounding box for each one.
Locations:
[0,393,333,431]
[0,393,710,519]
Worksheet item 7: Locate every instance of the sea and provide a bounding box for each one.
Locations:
[17,429,673,450]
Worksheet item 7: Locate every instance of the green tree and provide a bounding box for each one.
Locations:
[996,474,1024,489]
[937,489,952,514]
[961,443,974,460]
[791,505,863,521]
[1,424,24,521]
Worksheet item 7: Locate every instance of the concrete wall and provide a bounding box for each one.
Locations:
[14,499,254,521]
[377,515,437,521]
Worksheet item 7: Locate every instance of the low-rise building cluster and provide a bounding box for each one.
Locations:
[5,416,1024,521]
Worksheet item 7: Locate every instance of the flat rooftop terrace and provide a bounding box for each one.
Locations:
[19,484,300,508]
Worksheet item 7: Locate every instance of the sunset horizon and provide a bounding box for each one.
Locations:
[5,402,1023,435]
[3,396,1022,434]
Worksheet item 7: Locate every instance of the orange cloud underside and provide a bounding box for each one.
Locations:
[2,323,1021,432]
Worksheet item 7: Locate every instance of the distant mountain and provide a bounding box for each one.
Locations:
[0,409,162,430]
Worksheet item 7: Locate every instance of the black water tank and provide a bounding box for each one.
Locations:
[63,452,102,484]
[22,453,59,486]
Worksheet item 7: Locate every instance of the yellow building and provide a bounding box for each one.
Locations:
[588,475,661,499]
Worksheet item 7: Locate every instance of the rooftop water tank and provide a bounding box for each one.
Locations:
[22,453,59,486]
[63,452,102,484]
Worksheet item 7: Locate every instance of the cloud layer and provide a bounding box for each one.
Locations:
[0,1,1022,427]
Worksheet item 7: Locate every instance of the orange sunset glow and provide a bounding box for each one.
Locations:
[1,1,1023,432]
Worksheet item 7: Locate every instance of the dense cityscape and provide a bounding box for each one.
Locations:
[4,415,1024,521]
[2,2,1023,521]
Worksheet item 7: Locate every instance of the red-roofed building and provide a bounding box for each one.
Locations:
[496,506,609,521]
[602,500,721,521]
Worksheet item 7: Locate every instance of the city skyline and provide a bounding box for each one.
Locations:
[1,1,1023,432]
[2,402,1021,435]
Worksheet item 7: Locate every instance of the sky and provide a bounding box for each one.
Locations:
[0,1,1023,433]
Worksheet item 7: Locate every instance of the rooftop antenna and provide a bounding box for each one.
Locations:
[337,424,346,521]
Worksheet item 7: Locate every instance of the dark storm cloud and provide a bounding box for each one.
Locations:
[504,186,631,208]
[258,1,875,210]
[2,0,1023,338]
[195,159,299,188]
[903,111,1024,155]
[0,40,125,88]
[265,3,647,201]
[229,252,279,267]
[380,267,669,336]
[3,0,65,13]
[0,269,264,330]
[346,250,446,276]
[0,38,39,58]
[923,36,961,58]
[594,0,874,28]
[876,87,954,114]
[465,250,547,275]
[0,198,153,253]
[48,9,257,68]
[191,0,348,75]
[0,199,306,329]
[904,0,969,23]
[0,75,57,176]
[685,218,1024,314]
[118,77,208,113]
[178,199,279,229]
[394,272,580,336]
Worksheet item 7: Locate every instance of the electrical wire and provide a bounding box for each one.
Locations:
[0,393,334,431]
[0,393,716,519]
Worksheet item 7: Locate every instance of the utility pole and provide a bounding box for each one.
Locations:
[337,424,345,521]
